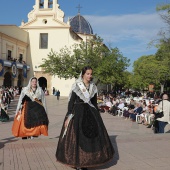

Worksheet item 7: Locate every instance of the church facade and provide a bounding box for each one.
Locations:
[0,0,105,96]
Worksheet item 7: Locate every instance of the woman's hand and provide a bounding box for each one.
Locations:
[64,118,69,128]
[18,110,22,115]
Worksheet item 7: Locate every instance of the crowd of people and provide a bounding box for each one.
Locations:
[97,91,170,133]
[0,86,20,122]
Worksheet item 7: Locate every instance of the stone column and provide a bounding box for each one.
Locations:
[53,0,57,11]
[13,78,18,87]
[44,0,48,8]
[35,0,40,10]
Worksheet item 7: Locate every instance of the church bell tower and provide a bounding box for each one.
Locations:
[38,0,54,9]
[23,0,64,24]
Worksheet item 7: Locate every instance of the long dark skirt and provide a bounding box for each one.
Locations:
[0,109,9,122]
[56,103,114,168]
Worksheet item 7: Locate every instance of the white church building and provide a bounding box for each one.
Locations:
[0,0,104,96]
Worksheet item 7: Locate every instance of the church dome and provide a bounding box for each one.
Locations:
[70,14,93,35]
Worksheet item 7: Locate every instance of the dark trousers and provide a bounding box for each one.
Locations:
[158,121,168,133]
[130,113,136,120]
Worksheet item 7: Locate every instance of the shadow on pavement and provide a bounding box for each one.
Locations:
[91,135,119,170]
[49,136,60,139]
[0,136,18,149]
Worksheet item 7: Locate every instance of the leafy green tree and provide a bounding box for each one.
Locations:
[40,35,107,79]
[122,71,133,89]
[40,36,130,89]
[132,55,169,91]
[95,48,130,87]
[153,3,170,62]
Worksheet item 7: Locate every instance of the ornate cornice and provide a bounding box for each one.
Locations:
[0,32,28,47]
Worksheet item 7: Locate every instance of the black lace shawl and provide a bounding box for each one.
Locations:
[22,95,49,129]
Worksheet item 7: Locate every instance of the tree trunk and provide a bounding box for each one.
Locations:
[160,84,164,93]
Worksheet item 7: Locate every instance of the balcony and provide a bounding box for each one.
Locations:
[3,58,30,70]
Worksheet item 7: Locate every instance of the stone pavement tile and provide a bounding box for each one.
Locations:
[119,142,157,159]
[14,143,31,170]
[154,167,170,170]
[144,141,170,159]
[119,160,152,170]
[3,140,75,170]
[143,157,170,168]
[160,158,170,165]
[0,144,3,170]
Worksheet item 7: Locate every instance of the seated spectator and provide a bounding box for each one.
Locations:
[129,99,136,108]
[123,103,129,119]
[138,103,149,125]
[100,99,112,113]
[109,105,117,116]
[153,94,170,133]
[97,96,103,107]
[129,102,143,122]
[112,98,117,106]
[117,100,124,110]
[147,103,157,128]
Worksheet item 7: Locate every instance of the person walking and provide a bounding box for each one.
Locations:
[12,77,49,139]
[53,87,55,95]
[56,90,60,100]
[156,94,170,133]
[56,66,114,170]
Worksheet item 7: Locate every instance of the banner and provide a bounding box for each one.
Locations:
[11,62,17,78]
[23,65,27,78]
[0,59,4,76]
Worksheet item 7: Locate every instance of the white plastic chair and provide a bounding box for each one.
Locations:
[136,114,140,122]
[117,108,124,117]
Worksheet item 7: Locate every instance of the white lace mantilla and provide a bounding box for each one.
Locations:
[69,81,97,109]
[15,78,47,115]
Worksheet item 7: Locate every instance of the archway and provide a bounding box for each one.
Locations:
[3,72,12,87]
[17,74,23,87]
[38,77,47,91]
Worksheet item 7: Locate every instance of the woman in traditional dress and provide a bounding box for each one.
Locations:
[0,103,9,122]
[56,66,114,170]
[12,77,49,139]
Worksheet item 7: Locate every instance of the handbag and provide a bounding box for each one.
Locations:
[152,119,159,133]
[12,112,22,137]
[155,101,164,119]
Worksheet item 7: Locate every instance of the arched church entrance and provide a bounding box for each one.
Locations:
[38,77,47,91]
[3,72,12,87]
[17,74,23,87]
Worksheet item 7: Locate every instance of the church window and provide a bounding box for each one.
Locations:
[7,50,12,60]
[39,0,44,8]
[40,33,48,49]
[48,0,53,8]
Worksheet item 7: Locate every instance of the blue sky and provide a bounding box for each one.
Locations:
[0,0,167,71]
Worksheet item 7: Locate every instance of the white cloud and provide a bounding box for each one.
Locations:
[85,13,166,54]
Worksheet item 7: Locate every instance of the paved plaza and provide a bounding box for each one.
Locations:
[1,95,170,170]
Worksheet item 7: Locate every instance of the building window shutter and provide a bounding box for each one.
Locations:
[40,33,48,49]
